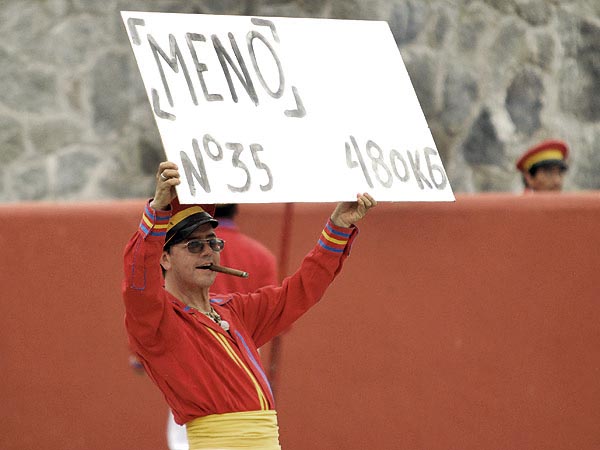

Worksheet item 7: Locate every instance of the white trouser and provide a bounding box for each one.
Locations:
[167,410,189,450]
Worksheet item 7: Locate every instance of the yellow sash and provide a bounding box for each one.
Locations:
[186,410,281,450]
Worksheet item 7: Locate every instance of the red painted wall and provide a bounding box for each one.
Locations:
[1,194,599,450]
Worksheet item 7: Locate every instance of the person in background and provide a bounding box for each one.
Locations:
[123,161,376,450]
[166,203,278,450]
[212,203,278,293]
[516,139,569,192]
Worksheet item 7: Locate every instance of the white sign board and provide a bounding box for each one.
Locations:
[122,11,455,203]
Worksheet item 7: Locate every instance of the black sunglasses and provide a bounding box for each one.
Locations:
[180,238,225,253]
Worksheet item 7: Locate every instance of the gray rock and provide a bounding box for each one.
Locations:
[0,48,58,114]
[528,32,555,70]
[29,118,83,156]
[470,163,515,192]
[98,155,155,199]
[490,21,527,69]
[203,0,250,15]
[403,51,441,121]
[41,0,71,17]
[91,52,134,136]
[514,0,552,26]
[483,0,516,15]
[441,68,479,134]
[139,137,166,176]
[559,18,600,122]
[456,4,488,52]
[329,0,363,20]
[296,0,328,16]
[505,68,543,135]
[429,7,451,48]
[13,161,49,201]
[388,0,428,45]
[50,15,114,67]
[0,2,54,65]
[115,0,194,14]
[0,169,6,201]
[252,2,313,19]
[0,116,25,164]
[73,0,117,14]
[576,19,600,121]
[573,130,600,190]
[55,149,99,195]
[462,108,505,166]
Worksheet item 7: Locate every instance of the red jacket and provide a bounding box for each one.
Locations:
[122,202,358,425]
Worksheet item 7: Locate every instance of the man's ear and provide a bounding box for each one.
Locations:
[160,251,171,272]
[523,171,534,189]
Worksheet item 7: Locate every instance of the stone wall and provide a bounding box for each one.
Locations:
[1,0,598,202]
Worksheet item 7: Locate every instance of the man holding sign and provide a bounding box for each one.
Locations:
[122,161,375,449]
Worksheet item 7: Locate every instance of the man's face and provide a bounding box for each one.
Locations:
[525,165,566,192]
[161,223,220,290]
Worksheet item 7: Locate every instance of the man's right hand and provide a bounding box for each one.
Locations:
[150,161,180,211]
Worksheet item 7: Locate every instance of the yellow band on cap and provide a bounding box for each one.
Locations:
[168,205,206,231]
[522,149,564,171]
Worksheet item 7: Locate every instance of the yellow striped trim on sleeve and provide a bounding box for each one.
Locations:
[140,203,171,237]
[321,230,348,245]
[142,214,169,230]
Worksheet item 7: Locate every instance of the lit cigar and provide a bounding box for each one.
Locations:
[208,264,249,278]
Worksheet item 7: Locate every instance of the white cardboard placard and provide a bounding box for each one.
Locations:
[122,11,455,203]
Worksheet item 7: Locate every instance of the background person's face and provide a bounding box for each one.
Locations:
[525,166,566,191]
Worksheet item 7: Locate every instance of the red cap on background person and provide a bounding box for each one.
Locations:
[516,139,569,173]
[516,139,569,192]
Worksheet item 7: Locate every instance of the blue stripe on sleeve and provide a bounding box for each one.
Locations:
[139,222,151,235]
[144,205,156,221]
[325,222,351,238]
[318,240,345,253]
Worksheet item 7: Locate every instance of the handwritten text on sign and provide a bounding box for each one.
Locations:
[122,12,455,203]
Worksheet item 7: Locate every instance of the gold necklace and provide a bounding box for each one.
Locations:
[191,305,230,331]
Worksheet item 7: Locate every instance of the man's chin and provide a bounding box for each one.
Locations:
[196,270,217,284]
